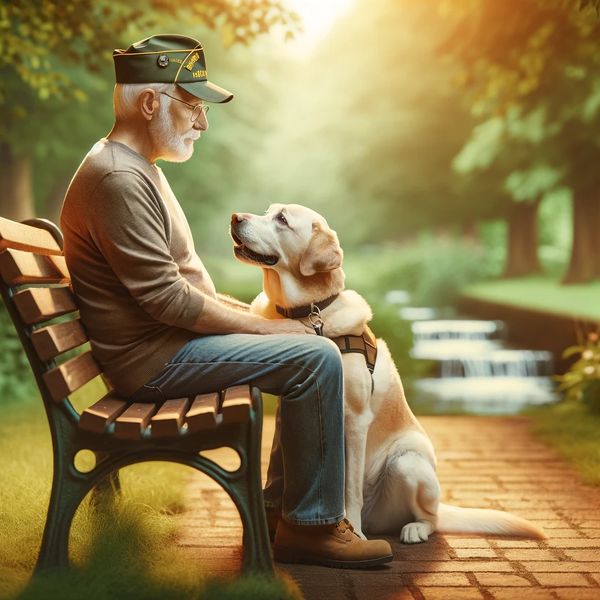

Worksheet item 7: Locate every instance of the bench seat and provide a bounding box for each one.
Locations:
[79,386,252,440]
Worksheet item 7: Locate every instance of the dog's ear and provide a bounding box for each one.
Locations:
[299,222,343,277]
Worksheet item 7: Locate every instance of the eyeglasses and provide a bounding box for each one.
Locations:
[159,92,210,122]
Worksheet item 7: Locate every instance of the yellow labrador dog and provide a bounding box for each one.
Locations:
[230,203,544,543]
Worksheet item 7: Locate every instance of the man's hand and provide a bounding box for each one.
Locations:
[257,318,315,335]
[190,294,316,336]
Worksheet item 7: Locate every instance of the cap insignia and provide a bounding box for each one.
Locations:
[185,52,200,71]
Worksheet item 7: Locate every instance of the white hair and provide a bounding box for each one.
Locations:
[113,82,174,121]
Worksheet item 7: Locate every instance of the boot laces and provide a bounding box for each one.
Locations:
[337,518,355,534]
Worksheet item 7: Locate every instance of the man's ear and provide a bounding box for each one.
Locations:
[299,222,343,277]
[140,88,158,121]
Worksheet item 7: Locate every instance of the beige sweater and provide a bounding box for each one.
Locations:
[61,139,215,396]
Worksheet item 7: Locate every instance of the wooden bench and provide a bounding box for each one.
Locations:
[0,216,272,574]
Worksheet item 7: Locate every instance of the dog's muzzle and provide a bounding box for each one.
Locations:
[230,225,279,266]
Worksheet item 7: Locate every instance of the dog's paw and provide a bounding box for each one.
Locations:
[400,522,429,544]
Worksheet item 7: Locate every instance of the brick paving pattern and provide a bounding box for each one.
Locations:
[179,416,600,600]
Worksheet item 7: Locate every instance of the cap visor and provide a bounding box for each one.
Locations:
[177,80,233,103]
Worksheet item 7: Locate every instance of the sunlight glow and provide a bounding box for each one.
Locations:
[286,0,355,56]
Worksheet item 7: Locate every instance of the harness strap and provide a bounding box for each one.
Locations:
[332,325,378,376]
[276,295,377,390]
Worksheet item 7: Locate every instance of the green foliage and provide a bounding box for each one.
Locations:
[0,0,299,105]
[529,399,600,486]
[441,0,600,113]
[344,236,494,309]
[538,188,573,276]
[366,299,431,388]
[199,576,301,600]
[504,164,564,202]
[556,331,600,411]
[0,303,37,404]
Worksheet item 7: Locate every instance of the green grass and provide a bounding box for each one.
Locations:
[528,400,600,487]
[462,277,600,321]
[0,388,301,600]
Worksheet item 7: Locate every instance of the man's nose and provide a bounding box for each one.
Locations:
[193,111,209,131]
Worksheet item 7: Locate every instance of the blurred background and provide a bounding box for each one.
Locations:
[2,0,599,416]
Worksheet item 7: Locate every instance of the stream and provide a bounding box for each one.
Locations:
[387,292,560,415]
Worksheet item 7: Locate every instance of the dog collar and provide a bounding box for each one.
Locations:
[275,294,339,320]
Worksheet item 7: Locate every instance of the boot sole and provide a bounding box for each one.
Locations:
[274,549,393,569]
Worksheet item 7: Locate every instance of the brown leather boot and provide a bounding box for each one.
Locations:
[265,505,281,543]
[273,518,393,568]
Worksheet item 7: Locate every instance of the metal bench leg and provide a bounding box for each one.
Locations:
[236,461,273,574]
[35,458,91,572]
[237,391,273,574]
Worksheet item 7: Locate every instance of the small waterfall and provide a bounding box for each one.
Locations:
[439,350,554,378]
[392,304,559,414]
[412,319,504,341]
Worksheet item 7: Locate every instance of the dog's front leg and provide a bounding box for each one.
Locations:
[343,362,373,539]
[344,410,372,538]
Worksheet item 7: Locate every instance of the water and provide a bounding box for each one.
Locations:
[387,291,560,415]
[412,376,557,415]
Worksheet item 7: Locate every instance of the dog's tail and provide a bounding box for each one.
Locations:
[436,503,545,538]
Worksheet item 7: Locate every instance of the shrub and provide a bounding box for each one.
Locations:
[0,304,37,404]
[556,331,600,412]
[344,234,494,308]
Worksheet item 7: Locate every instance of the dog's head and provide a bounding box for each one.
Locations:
[230,203,343,280]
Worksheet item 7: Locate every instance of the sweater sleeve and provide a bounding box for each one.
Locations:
[88,171,205,328]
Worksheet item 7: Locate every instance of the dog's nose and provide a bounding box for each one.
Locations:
[231,213,252,225]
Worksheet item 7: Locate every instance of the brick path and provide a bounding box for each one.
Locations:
[179,416,600,600]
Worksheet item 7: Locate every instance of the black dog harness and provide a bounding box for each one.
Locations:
[275,297,378,389]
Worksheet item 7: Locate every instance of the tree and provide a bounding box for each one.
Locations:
[0,0,299,221]
[452,108,569,278]
[441,0,600,283]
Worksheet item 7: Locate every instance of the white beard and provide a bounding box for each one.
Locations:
[149,100,198,163]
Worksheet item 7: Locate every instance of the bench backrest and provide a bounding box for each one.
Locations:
[0,217,104,415]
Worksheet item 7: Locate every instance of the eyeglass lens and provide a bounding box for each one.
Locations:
[192,104,210,122]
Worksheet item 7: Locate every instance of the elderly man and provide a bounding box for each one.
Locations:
[60,34,392,569]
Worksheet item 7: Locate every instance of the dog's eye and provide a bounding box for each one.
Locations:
[276,212,288,227]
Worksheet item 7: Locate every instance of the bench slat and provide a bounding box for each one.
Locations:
[31,319,89,361]
[12,287,78,324]
[114,403,157,440]
[186,393,219,432]
[43,351,101,402]
[0,217,62,256]
[221,386,252,424]
[151,398,190,437]
[79,394,129,434]
[0,248,69,285]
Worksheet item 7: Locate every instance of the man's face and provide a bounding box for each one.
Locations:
[149,87,208,163]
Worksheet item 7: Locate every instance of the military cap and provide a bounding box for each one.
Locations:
[113,34,233,103]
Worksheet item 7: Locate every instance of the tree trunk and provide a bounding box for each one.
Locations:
[562,190,600,284]
[502,199,542,278]
[43,172,71,225]
[0,142,35,221]
[461,219,479,245]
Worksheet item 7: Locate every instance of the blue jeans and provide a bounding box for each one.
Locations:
[129,333,345,525]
